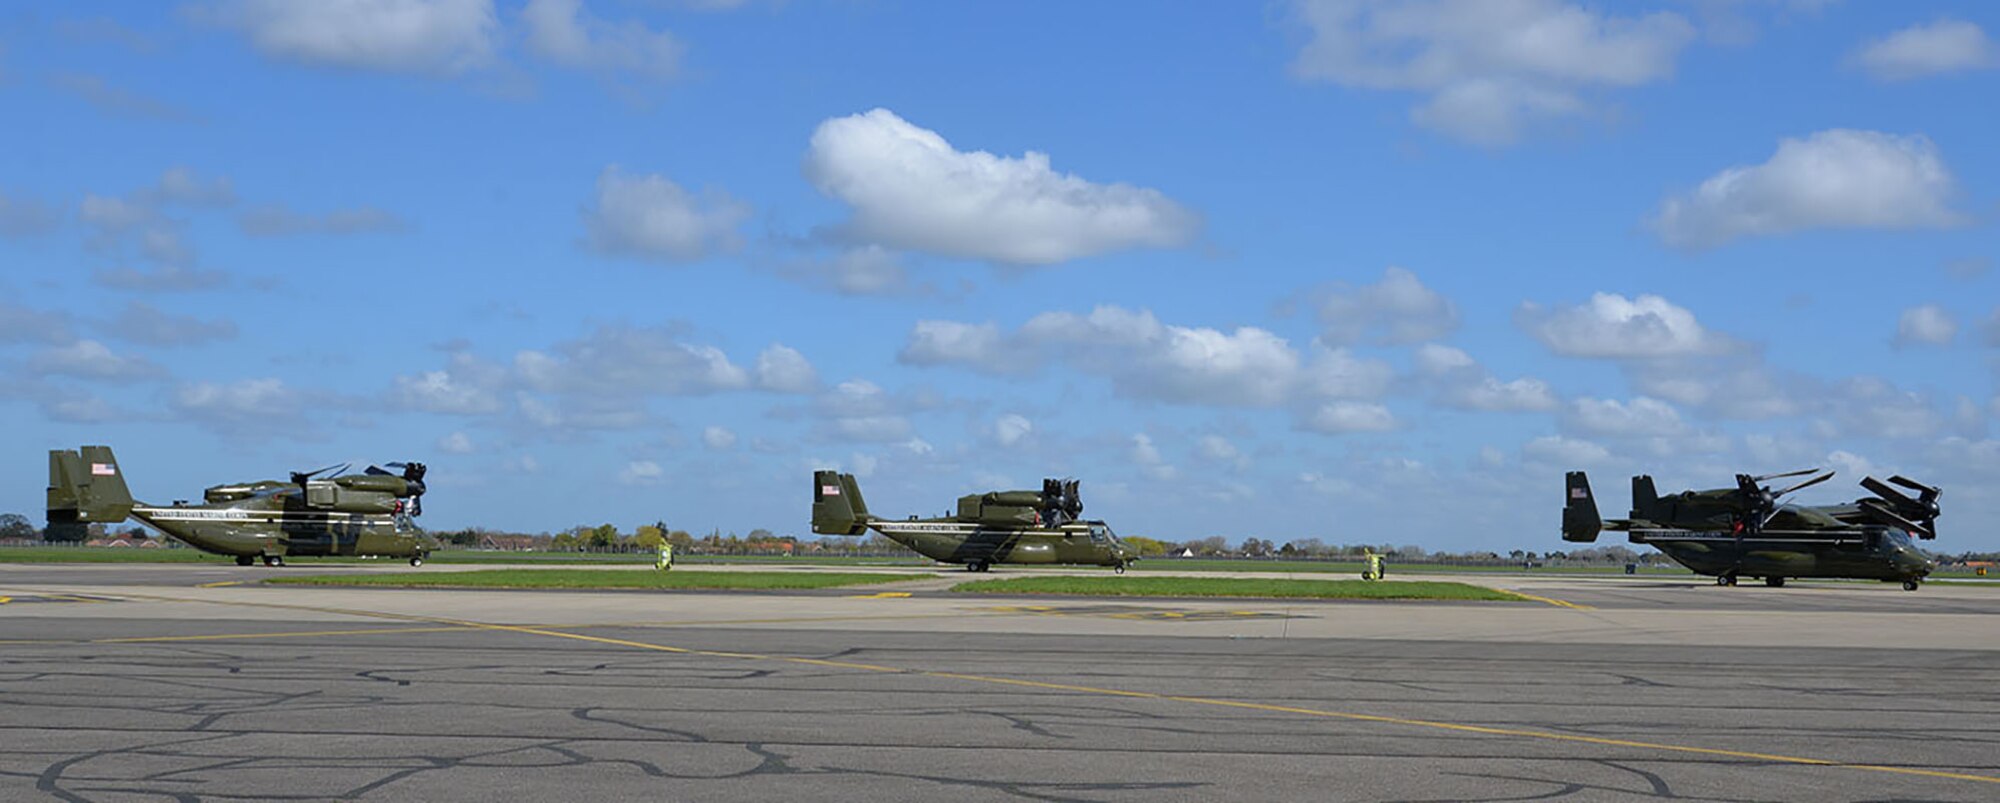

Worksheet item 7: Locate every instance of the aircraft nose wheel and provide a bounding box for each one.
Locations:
[1114,562,1127,574]
[409,556,425,567]
[262,555,284,567]
[235,555,254,567]
[1902,579,1921,591]
[1715,574,1737,587]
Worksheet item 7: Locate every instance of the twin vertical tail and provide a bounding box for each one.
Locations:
[1561,471,1602,543]
[811,470,871,535]
[48,446,136,540]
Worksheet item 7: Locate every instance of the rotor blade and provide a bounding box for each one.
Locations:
[297,462,345,479]
[1771,471,1835,499]
[1886,475,1939,498]
[1752,468,1819,482]
[364,465,393,476]
[1860,476,1919,509]
[1857,498,1929,536]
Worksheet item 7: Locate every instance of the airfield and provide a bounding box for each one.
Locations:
[3,562,1997,801]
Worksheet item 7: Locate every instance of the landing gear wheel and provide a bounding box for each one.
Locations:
[1716,574,1737,587]
[967,561,990,573]
[1114,562,1127,575]
[1765,577,1785,588]
[262,555,284,567]
[235,555,254,567]
[1902,579,1920,591]
[409,555,425,567]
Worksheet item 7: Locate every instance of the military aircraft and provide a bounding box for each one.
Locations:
[1562,468,1940,590]
[47,445,436,567]
[810,470,1139,572]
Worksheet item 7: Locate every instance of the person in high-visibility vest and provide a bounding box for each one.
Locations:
[1362,550,1384,581]
[656,542,674,571]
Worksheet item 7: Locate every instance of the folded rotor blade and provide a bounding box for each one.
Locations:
[1860,476,1918,509]
[1887,475,1940,500]
[1771,471,1835,499]
[1752,468,1820,482]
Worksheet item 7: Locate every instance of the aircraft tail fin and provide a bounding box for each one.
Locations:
[1562,471,1602,543]
[811,470,872,536]
[1631,475,1660,520]
[47,446,136,540]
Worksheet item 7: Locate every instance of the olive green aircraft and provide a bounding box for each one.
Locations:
[811,470,1139,572]
[1562,468,1941,590]
[47,445,436,566]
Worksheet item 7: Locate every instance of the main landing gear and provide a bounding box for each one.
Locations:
[1902,579,1921,591]
[236,555,254,567]
[1764,577,1786,588]
[966,561,991,573]
[1714,573,1738,587]
[1114,561,1128,575]
[262,555,285,567]
[409,555,425,567]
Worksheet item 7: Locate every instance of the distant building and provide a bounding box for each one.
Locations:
[1171,547,1198,558]
[479,535,538,551]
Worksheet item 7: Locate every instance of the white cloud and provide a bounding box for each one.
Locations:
[197,0,499,75]
[993,413,1032,447]
[0,302,73,344]
[1518,293,1729,359]
[778,245,917,297]
[1565,396,1686,437]
[1022,306,1303,407]
[583,167,749,263]
[522,0,682,82]
[1851,19,1998,81]
[1290,0,1695,145]
[1195,435,1250,471]
[170,378,306,436]
[1892,305,1957,348]
[1301,401,1396,433]
[1652,130,1964,248]
[394,369,504,414]
[702,425,736,450]
[1522,434,1611,466]
[1413,343,1476,375]
[899,320,1006,369]
[804,108,1198,265]
[619,460,665,485]
[437,431,475,454]
[514,325,750,397]
[1131,433,1178,480]
[1314,266,1459,346]
[30,340,163,381]
[1302,344,1395,400]
[1447,376,1560,413]
[755,344,818,393]
[810,380,919,443]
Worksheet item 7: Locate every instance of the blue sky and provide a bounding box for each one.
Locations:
[2,1,1996,551]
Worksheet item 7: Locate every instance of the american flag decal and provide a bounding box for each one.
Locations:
[821,485,840,496]
[92,463,117,476]
[1570,487,1588,499]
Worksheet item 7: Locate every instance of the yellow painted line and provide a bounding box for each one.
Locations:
[0,596,11,604]
[1494,588,1594,610]
[846,591,912,599]
[196,580,247,588]
[29,588,1995,786]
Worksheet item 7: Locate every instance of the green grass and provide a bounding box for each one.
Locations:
[266,569,931,590]
[0,547,925,566]
[949,575,1520,601]
[1129,559,1687,575]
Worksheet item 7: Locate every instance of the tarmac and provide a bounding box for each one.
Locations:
[2,562,1997,801]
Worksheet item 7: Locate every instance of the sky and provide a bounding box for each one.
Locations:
[1,0,1996,552]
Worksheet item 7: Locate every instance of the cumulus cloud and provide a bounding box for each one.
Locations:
[992,413,1032,447]
[170,378,309,437]
[101,301,237,346]
[1652,130,1964,248]
[1195,435,1250,471]
[1312,266,1459,346]
[237,204,408,236]
[583,167,749,263]
[392,355,507,414]
[1522,434,1611,466]
[48,73,196,122]
[1893,305,1957,348]
[522,0,682,82]
[0,302,75,344]
[1289,0,1696,145]
[1019,306,1303,407]
[702,425,736,450]
[30,340,164,382]
[899,320,1006,369]
[1412,342,1558,412]
[754,344,819,393]
[1564,396,1686,437]
[92,266,230,292]
[1518,293,1731,359]
[1301,401,1396,433]
[437,431,476,454]
[619,459,665,485]
[195,0,499,75]
[794,379,946,444]
[1851,19,1998,81]
[1131,433,1178,480]
[514,325,750,397]
[804,108,1198,265]
[774,245,919,297]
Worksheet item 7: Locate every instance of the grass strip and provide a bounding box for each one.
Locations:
[949,575,1520,601]
[267,569,931,590]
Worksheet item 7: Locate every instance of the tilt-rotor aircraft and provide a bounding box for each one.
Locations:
[1562,468,1941,590]
[811,470,1139,572]
[47,446,436,567]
